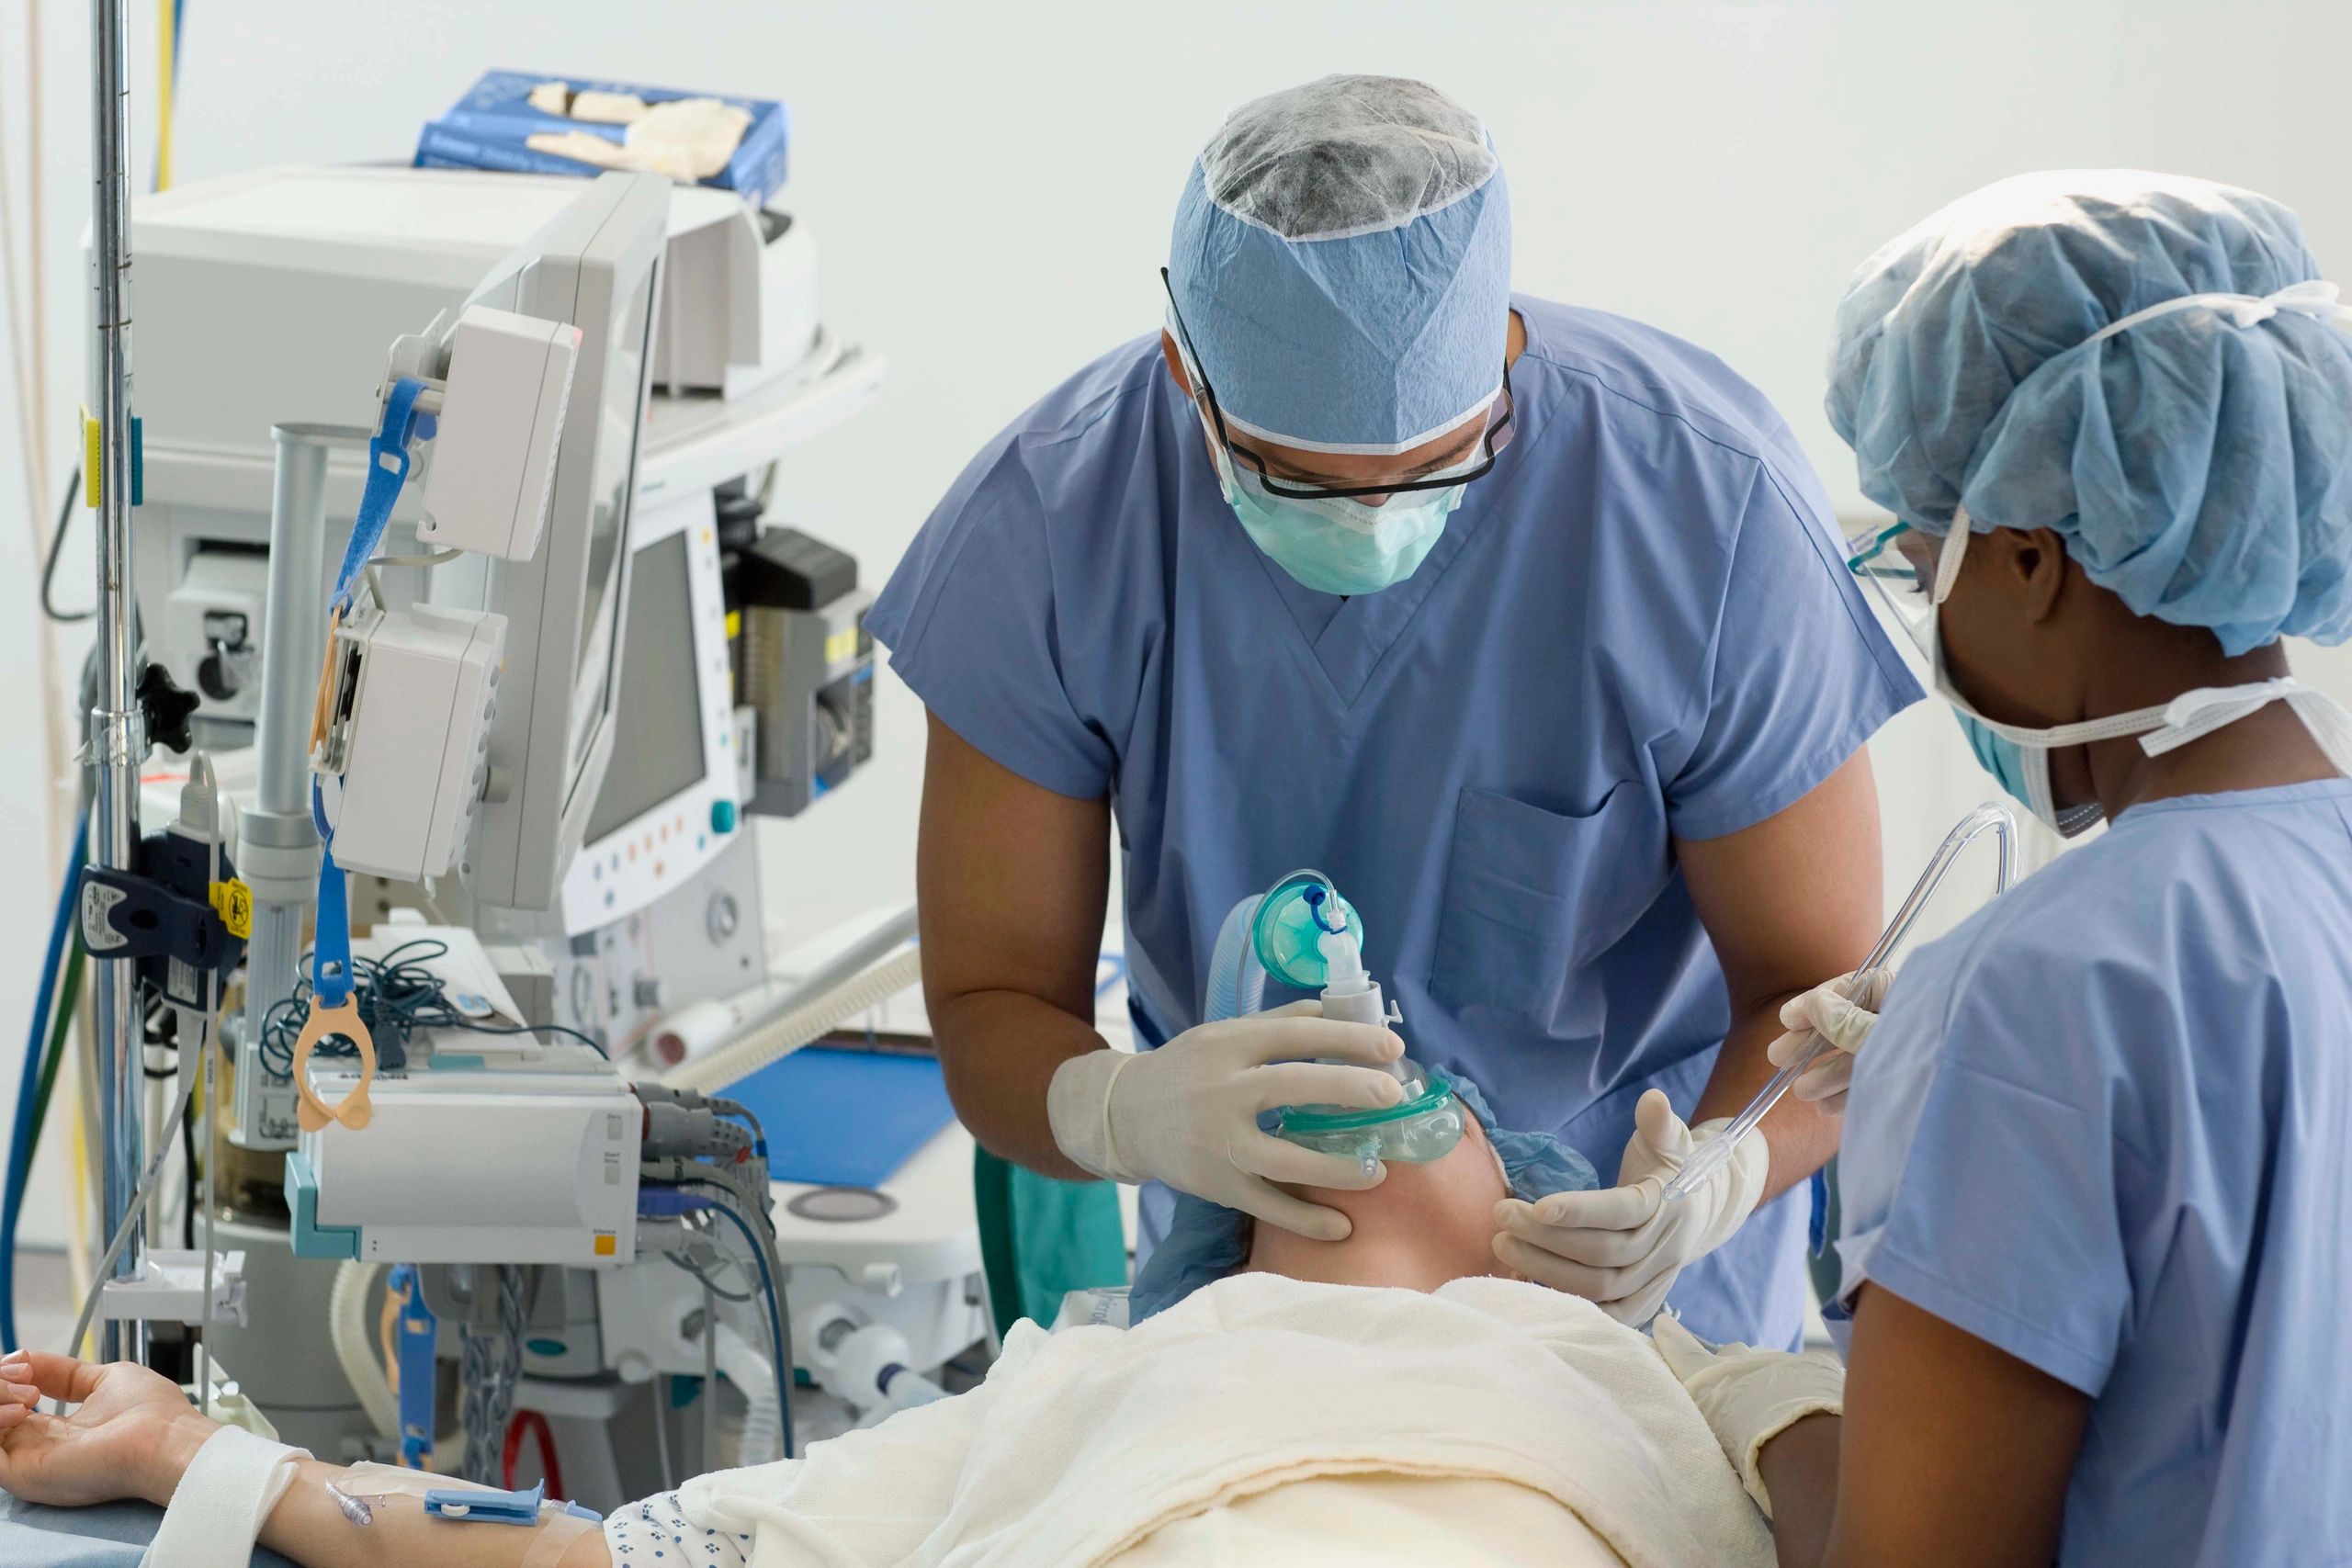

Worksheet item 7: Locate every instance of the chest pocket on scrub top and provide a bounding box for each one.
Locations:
[1427,784,1667,1028]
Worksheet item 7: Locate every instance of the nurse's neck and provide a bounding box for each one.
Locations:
[1926,523,2342,819]
[2056,590,2337,818]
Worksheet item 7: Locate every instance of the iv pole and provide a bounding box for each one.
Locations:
[86,0,147,1364]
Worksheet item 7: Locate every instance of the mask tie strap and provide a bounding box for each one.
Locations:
[1930,505,1973,605]
[2139,678,2306,758]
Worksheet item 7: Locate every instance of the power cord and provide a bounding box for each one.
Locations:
[40,468,89,623]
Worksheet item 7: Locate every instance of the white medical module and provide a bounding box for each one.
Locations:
[418,305,582,560]
[317,603,505,882]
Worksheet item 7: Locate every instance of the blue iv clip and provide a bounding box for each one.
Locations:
[424,1482,602,1525]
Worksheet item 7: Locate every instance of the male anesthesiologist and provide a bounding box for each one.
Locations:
[865,74,1919,1347]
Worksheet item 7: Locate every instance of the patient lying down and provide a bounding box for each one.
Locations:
[0,1104,1766,1568]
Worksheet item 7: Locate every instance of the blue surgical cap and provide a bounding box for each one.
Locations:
[1827,170,2352,655]
[1127,1070,1595,1323]
[1167,74,1512,456]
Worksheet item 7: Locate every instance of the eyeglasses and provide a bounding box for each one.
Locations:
[1845,519,1934,660]
[1159,267,1514,502]
[1845,520,1916,580]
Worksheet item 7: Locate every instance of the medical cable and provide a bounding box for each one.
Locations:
[38,468,90,622]
[667,1182,795,1459]
[458,1266,528,1485]
[650,1377,675,1492]
[664,1243,756,1303]
[197,808,220,1416]
[25,939,85,1176]
[257,939,606,1076]
[699,1282,719,1465]
[60,1000,210,1372]
[1663,802,2018,1200]
[1,807,86,1351]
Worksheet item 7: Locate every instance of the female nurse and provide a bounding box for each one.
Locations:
[1652,171,2352,1567]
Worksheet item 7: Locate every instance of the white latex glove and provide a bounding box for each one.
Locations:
[1651,1313,1845,1517]
[526,99,752,184]
[1763,966,1893,1112]
[1047,1000,1407,1241]
[1491,1088,1767,1325]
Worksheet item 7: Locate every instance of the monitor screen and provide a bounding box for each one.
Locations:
[585,529,707,843]
[568,268,657,781]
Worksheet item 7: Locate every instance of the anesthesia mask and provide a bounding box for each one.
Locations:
[1227,869,1467,1166]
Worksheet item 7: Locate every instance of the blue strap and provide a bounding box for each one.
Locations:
[310,378,429,1010]
[390,1263,437,1470]
[312,807,355,1009]
[331,378,430,611]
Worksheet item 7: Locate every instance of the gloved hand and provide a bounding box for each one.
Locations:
[1764,967,1893,1113]
[1651,1313,1845,1517]
[1491,1089,1767,1325]
[1047,1001,1407,1241]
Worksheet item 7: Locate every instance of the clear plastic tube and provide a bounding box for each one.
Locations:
[1204,896,1268,1023]
[1662,803,2018,1200]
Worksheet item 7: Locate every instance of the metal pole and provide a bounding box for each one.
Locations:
[236,425,363,1149]
[86,0,143,1363]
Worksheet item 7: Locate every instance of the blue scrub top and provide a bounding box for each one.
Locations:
[871,295,1920,1346]
[1838,781,2352,1566]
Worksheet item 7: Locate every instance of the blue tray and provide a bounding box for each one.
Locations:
[722,1046,956,1189]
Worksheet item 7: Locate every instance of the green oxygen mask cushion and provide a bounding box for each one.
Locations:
[1273,1060,1466,1165]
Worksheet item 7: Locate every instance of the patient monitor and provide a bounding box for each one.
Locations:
[428,172,668,911]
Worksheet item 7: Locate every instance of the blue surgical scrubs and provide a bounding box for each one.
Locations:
[1838,781,2352,1566]
[870,296,1920,1346]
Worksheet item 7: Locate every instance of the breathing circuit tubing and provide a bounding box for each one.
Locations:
[1661,801,2018,1201]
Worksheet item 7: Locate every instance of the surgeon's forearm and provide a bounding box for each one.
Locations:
[1694,1003,1839,1202]
[931,987,1107,1181]
[1680,752,1885,1203]
[1754,1413,1841,1567]
[256,1461,610,1567]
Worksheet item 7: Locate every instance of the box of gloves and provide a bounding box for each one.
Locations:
[415,70,789,207]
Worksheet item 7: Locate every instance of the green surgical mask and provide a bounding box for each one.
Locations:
[1202,417,1472,597]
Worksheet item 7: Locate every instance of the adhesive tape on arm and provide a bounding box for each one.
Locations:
[524,1511,604,1567]
[141,1425,311,1568]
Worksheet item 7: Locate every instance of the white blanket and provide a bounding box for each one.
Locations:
[678,1273,1773,1568]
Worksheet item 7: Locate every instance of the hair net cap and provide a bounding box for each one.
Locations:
[1126,1067,1595,1323]
[1168,74,1512,456]
[1827,170,2352,655]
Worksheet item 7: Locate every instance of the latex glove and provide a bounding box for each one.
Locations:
[1492,1089,1766,1325]
[1048,1001,1407,1241]
[1764,967,1893,1112]
[1651,1313,1844,1517]
[0,1349,220,1508]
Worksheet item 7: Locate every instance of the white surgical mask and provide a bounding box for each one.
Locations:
[1921,512,2352,833]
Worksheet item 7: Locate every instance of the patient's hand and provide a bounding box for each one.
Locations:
[0,1349,220,1507]
[1246,1114,1522,1292]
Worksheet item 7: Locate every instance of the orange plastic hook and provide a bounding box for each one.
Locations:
[292,995,377,1133]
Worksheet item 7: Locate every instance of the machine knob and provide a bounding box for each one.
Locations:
[709,798,738,834]
[706,892,741,945]
[137,663,200,754]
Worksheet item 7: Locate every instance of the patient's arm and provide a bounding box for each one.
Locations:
[1246,1113,1521,1292]
[0,1350,609,1567]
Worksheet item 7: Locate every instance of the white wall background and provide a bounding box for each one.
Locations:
[6,1,2352,1244]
